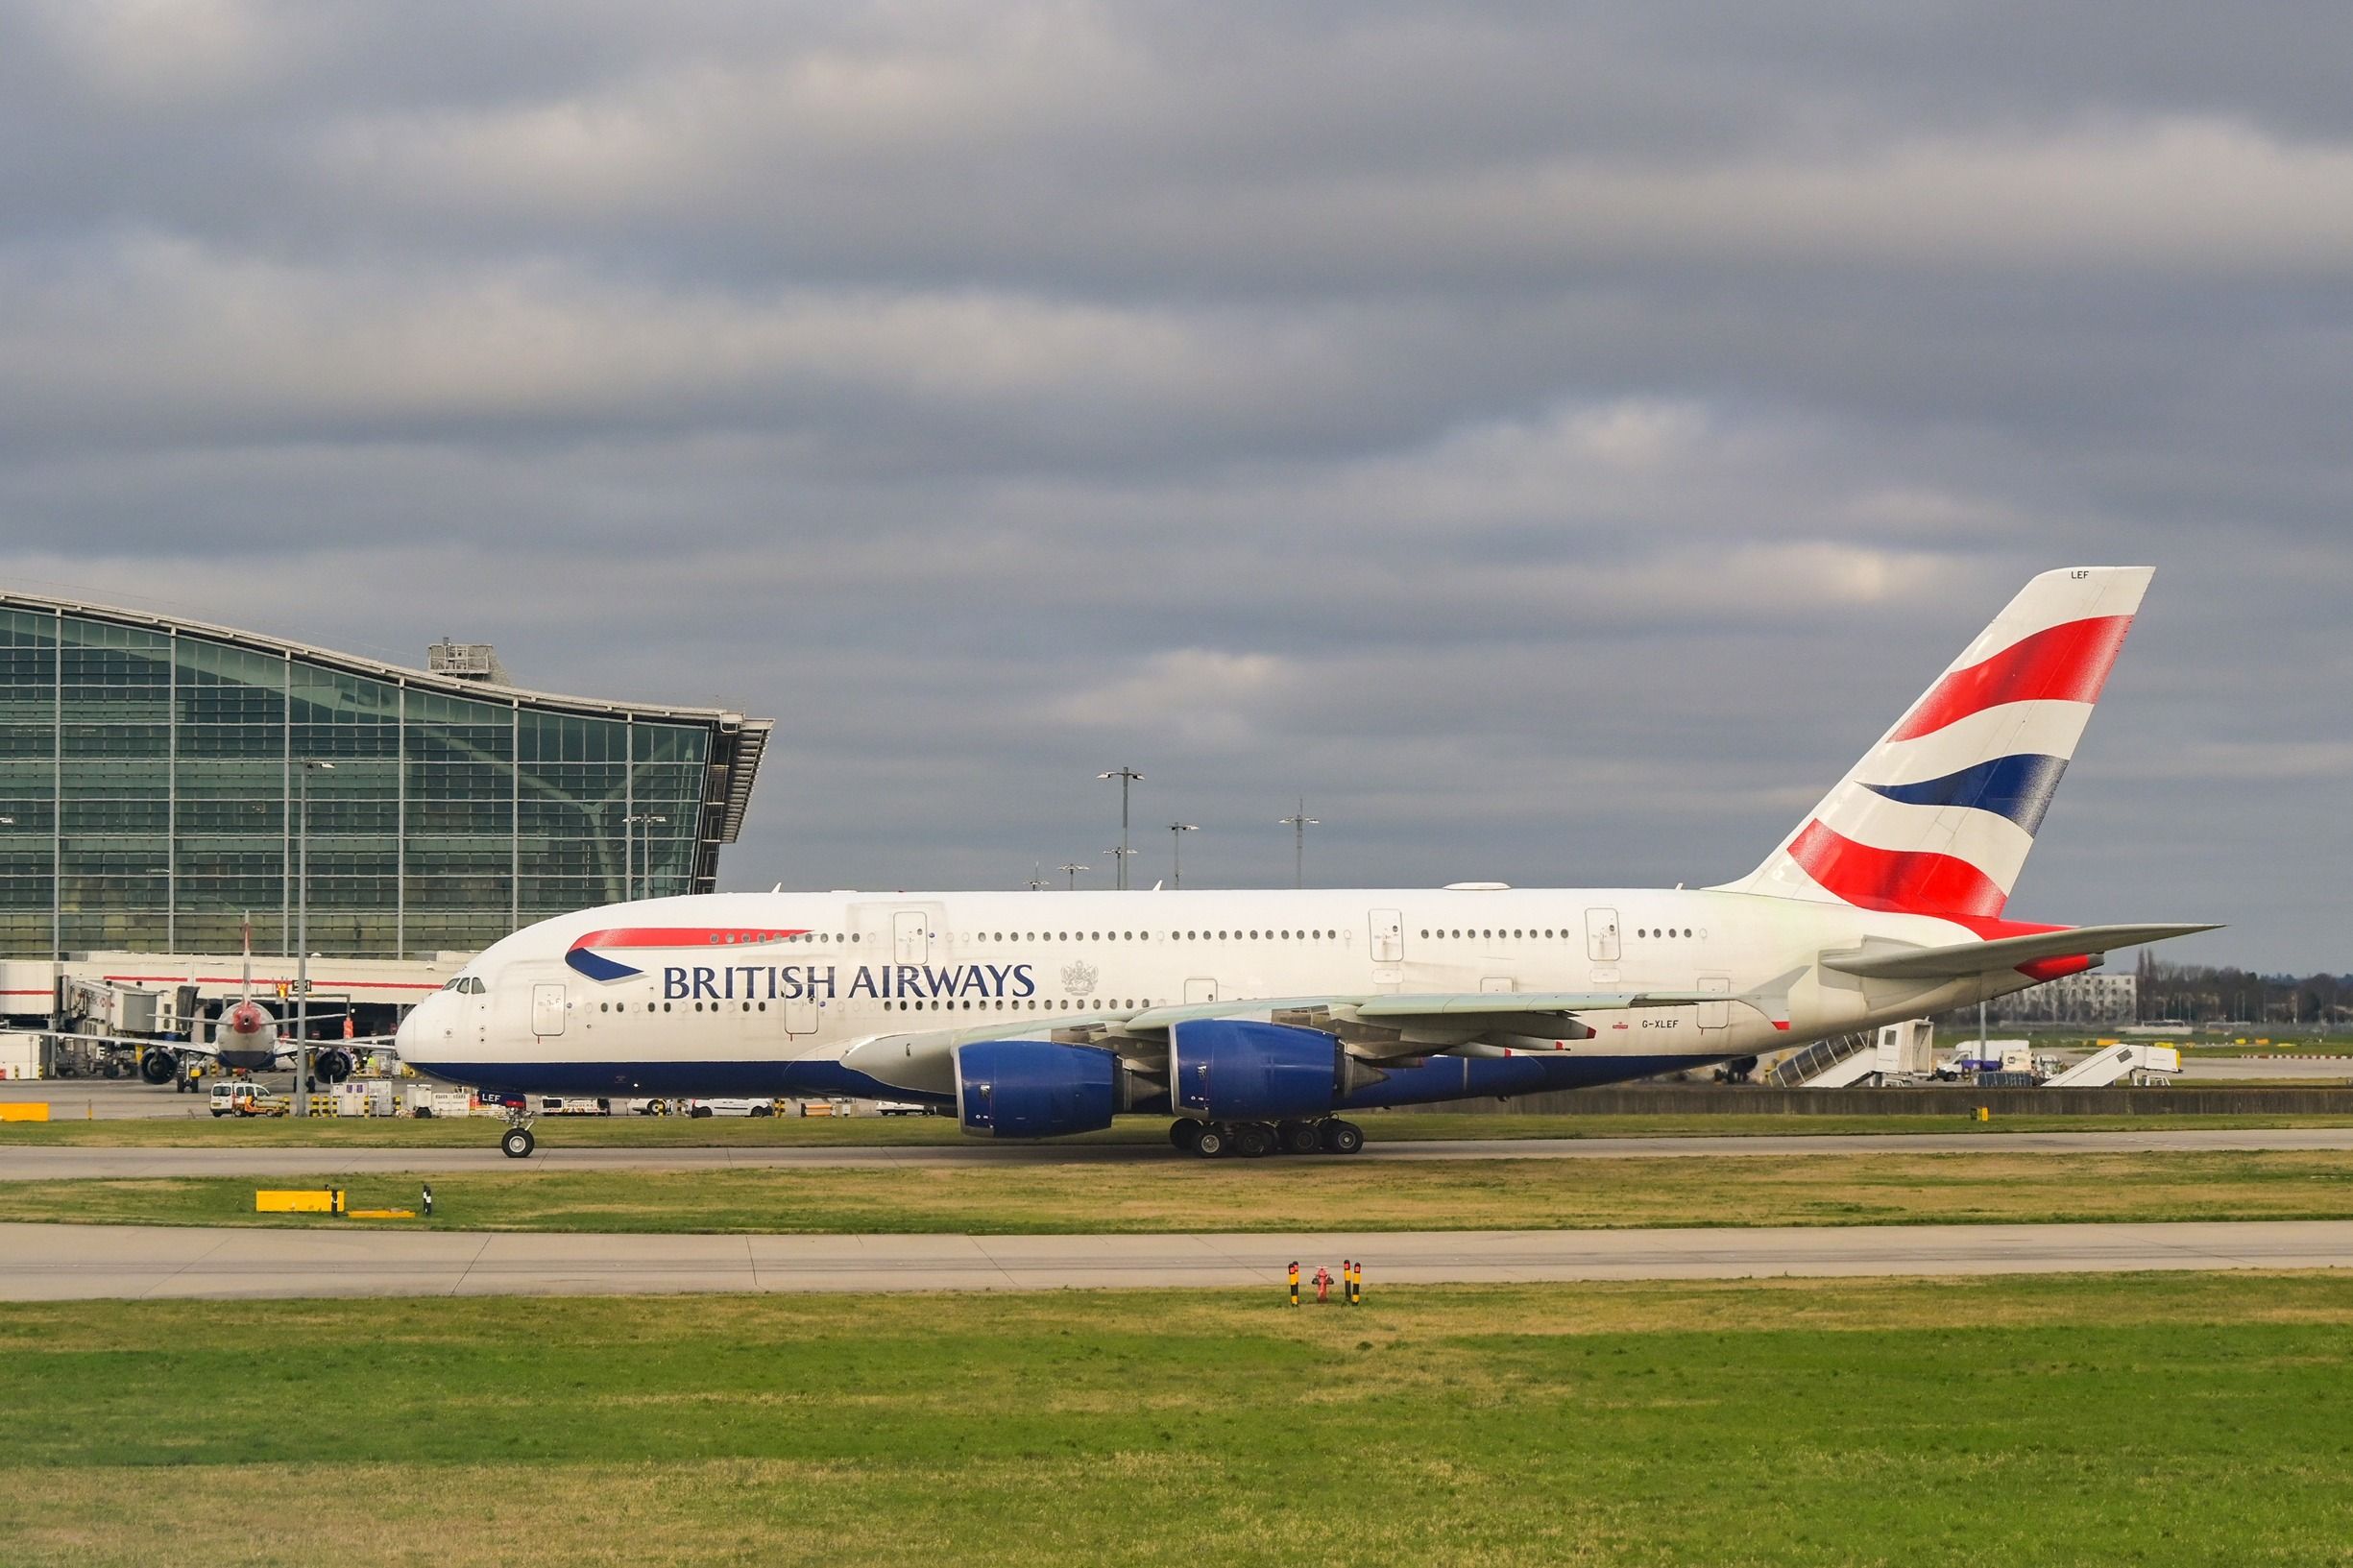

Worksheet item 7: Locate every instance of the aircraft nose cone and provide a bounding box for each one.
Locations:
[395,997,441,1066]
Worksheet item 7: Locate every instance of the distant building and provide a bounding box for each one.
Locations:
[1988,971,2138,1025]
[0,591,770,961]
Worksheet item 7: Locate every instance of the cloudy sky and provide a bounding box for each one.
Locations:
[3,2,2345,968]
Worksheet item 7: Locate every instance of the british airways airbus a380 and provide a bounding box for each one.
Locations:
[397,567,2215,1159]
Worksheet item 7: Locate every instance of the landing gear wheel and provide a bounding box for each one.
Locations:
[1169,1120,1202,1150]
[1319,1120,1365,1155]
[1192,1124,1229,1158]
[1277,1121,1322,1156]
[500,1125,536,1159]
[1234,1122,1277,1159]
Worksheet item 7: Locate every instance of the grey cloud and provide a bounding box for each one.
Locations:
[0,0,2342,968]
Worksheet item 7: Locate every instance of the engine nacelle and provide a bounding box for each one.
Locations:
[955,1039,1126,1140]
[1169,1019,1347,1123]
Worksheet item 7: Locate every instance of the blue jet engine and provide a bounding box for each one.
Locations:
[1169,1019,1349,1123]
[955,1039,1130,1139]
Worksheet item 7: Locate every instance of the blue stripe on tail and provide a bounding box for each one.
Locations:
[1861,753,2070,835]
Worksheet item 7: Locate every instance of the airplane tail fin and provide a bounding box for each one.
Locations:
[1715,567,2153,922]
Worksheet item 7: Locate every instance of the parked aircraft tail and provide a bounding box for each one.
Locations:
[1717,567,2152,924]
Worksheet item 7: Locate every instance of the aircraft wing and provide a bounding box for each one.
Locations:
[1819,923,2220,981]
[836,989,1756,1096]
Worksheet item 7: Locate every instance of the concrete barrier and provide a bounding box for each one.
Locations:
[1441,1086,2353,1118]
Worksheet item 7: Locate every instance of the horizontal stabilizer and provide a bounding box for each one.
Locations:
[1820,923,2220,981]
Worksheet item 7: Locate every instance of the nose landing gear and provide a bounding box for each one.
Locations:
[498,1108,537,1159]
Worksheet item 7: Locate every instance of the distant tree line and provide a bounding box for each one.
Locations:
[2132,952,2352,1026]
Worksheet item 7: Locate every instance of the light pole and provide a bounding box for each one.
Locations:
[293,760,333,1118]
[1059,861,1090,890]
[1169,822,1198,889]
[1026,864,1048,892]
[0,817,30,1043]
[625,812,667,901]
[1279,797,1319,889]
[1097,767,1143,889]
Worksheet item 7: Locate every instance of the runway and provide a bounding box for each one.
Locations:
[10,1123,2353,1180]
[3,1218,2346,1300]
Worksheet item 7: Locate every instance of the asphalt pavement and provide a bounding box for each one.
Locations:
[3,1218,2345,1300]
[9,1123,2353,1180]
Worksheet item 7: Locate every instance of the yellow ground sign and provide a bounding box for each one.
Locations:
[0,1102,49,1122]
[255,1189,344,1214]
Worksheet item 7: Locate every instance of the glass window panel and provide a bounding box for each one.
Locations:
[177,913,287,953]
[174,636,287,694]
[61,912,172,951]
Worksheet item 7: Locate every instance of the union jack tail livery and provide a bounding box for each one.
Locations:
[1720,566,2151,926]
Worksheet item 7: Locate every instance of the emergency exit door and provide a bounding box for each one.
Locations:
[893,910,929,963]
[531,983,567,1037]
[1586,908,1620,962]
[1697,974,1730,1030]
[1369,908,1403,963]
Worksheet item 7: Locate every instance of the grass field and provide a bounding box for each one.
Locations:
[5,1272,2352,1566]
[11,1107,2353,1148]
[15,1148,2353,1234]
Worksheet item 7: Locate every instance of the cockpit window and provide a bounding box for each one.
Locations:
[444,977,487,994]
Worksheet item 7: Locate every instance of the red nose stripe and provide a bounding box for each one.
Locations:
[1889,615,2134,741]
[569,927,809,952]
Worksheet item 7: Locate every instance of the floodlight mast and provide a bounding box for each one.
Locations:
[1169,823,1199,888]
[293,760,334,1117]
[1058,861,1090,890]
[1097,767,1143,889]
[1278,797,1319,889]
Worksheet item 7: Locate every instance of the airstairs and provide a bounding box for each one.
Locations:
[1763,1019,1936,1089]
[2042,1042,2182,1088]
[1762,1030,1877,1088]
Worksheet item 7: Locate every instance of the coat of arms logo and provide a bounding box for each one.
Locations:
[1060,960,1099,997]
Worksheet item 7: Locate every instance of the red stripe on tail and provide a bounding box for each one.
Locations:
[1889,615,2134,741]
[1785,819,2009,919]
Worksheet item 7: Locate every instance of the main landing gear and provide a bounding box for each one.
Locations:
[1171,1118,1364,1158]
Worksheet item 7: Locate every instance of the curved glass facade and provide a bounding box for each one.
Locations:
[0,598,766,959]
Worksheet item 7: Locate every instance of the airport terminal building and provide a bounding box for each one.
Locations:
[0,591,770,963]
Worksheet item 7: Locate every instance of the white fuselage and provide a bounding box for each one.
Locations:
[395,885,2041,1100]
